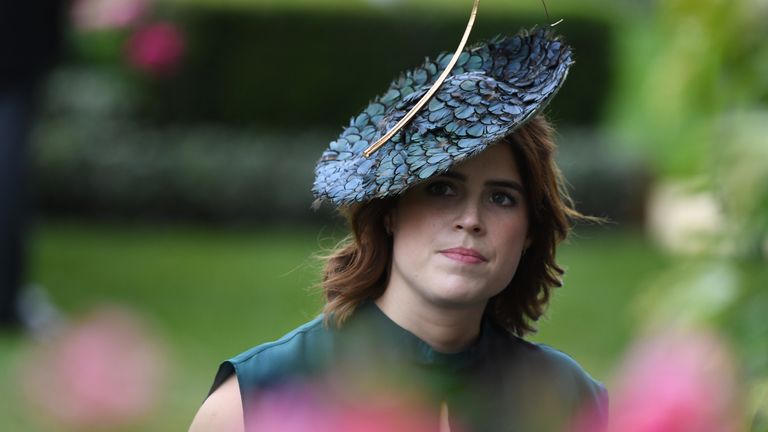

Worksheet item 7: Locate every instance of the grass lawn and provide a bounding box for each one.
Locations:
[0,220,670,430]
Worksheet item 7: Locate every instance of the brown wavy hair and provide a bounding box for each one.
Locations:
[321,115,590,336]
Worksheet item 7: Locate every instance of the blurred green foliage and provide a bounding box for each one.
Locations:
[608,0,768,177]
[607,0,768,427]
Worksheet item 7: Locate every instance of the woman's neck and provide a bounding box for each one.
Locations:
[374,288,485,353]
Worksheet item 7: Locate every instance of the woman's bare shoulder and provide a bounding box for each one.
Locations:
[188,375,244,432]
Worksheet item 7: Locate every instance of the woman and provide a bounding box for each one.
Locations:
[190,25,607,432]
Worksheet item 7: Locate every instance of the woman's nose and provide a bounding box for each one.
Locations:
[453,202,485,234]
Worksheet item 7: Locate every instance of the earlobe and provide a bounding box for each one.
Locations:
[523,236,533,252]
[383,213,394,236]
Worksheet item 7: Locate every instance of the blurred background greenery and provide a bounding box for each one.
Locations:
[1,0,765,430]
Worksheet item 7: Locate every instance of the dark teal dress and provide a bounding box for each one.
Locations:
[209,302,608,431]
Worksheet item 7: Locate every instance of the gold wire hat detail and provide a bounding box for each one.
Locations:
[362,0,481,158]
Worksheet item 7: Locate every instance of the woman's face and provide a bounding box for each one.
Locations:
[387,143,531,311]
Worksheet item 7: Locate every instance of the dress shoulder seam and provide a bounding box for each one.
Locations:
[234,316,325,364]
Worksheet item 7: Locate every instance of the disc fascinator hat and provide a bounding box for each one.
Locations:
[313,0,573,207]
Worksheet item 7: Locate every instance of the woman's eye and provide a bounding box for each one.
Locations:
[490,191,517,206]
[426,181,456,197]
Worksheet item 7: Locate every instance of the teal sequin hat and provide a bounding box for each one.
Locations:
[312,25,573,207]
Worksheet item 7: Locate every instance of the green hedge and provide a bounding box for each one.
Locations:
[34,70,646,226]
[44,8,623,224]
[35,117,336,224]
[126,7,613,127]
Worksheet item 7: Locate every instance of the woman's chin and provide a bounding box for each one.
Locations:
[424,284,495,310]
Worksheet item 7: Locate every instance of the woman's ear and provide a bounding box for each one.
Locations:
[383,212,394,236]
[383,199,399,236]
[523,236,533,253]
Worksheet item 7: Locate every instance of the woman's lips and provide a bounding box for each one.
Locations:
[439,247,487,264]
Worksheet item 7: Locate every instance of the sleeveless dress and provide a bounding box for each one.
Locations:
[208,302,608,431]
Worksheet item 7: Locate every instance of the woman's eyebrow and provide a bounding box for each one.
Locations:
[439,171,466,181]
[486,180,526,194]
[439,171,526,194]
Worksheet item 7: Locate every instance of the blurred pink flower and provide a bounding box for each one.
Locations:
[72,0,151,30]
[338,398,446,432]
[19,305,168,429]
[125,22,185,77]
[605,329,741,432]
[245,384,339,432]
[246,382,446,432]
